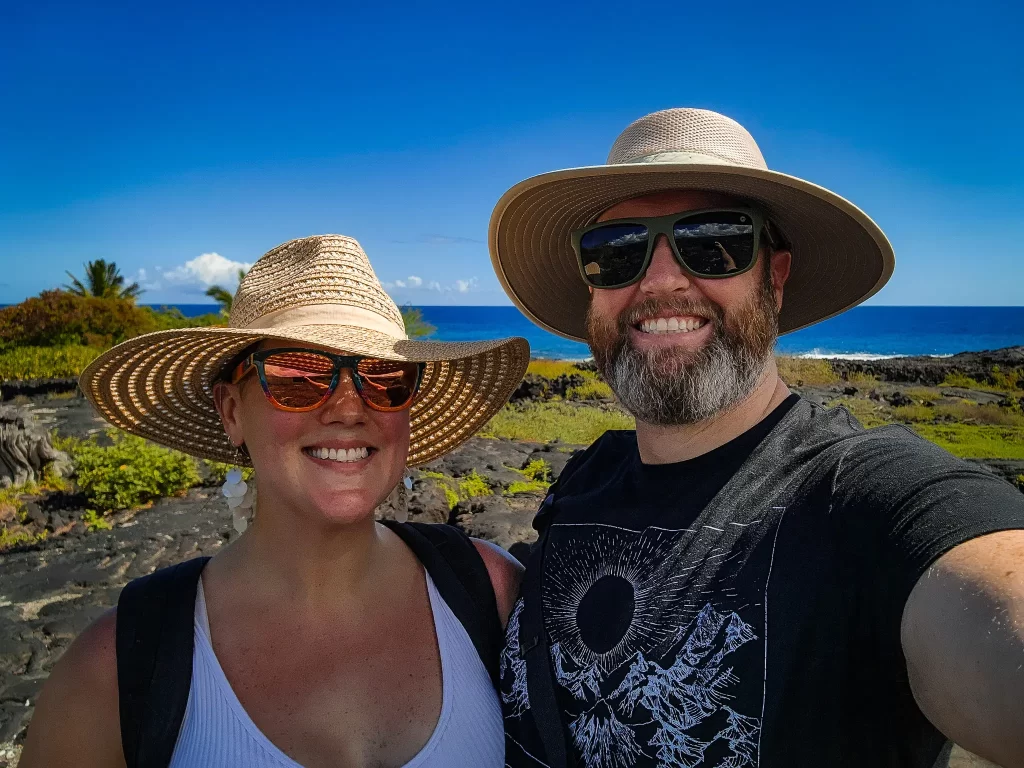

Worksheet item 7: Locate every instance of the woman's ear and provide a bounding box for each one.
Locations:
[213,381,245,449]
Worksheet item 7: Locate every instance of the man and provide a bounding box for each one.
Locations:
[488,108,1024,768]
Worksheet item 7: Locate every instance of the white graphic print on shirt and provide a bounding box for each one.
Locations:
[501,513,785,768]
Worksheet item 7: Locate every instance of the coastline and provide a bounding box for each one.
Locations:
[0,347,1021,766]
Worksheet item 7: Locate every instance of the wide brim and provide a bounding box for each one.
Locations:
[489,162,895,341]
[79,325,529,467]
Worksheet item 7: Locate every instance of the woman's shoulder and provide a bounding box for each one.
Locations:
[470,538,523,627]
[18,608,124,766]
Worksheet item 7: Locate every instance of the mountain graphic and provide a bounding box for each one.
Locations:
[564,603,760,768]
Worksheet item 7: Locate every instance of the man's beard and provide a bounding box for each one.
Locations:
[587,274,779,426]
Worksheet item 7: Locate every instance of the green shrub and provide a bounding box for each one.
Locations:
[505,480,548,495]
[481,401,634,444]
[458,471,493,499]
[201,460,255,485]
[519,458,551,482]
[81,510,112,531]
[942,371,985,390]
[419,469,493,509]
[1015,474,1024,492]
[0,527,45,550]
[68,430,201,513]
[0,291,162,348]
[0,345,104,381]
[144,306,225,331]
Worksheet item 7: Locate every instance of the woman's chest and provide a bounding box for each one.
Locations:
[209,597,443,768]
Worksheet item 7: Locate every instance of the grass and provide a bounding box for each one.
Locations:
[893,402,1024,427]
[0,344,104,381]
[909,424,1024,460]
[941,368,1023,393]
[527,360,587,379]
[566,379,614,401]
[481,401,634,444]
[775,357,839,387]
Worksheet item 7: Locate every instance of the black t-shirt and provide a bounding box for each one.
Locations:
[500,396,1024,768]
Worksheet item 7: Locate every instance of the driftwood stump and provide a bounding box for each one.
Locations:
[0,405,70,488]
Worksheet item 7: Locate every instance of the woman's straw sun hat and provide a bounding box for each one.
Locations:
[489,107,895,342]
[79,235,529,466]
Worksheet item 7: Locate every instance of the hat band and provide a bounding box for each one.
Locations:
[617,150,766,170]
[240,303,408,339]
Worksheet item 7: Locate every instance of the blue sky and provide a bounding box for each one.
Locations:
[2,0,1021,307]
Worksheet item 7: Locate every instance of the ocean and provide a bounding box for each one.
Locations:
[161,305,1024,360]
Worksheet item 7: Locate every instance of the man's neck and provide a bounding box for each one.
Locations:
[634,361,791,465]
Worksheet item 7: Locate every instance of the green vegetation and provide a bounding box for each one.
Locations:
[205,268,247,315]
[775,357,839,387]
[66,431,201,514]
[526,360,584,379]
[419,469,493,509]
[0,345,105,380]
[81,509,112,532]
[893,402,1024,427]
[504,458,552,496]
[0,470,68,551]
[910,425,1024,460]
[401,307,436,339]
[566,378,614,401]
[942,368,1023,393]
[481,401,634,444]
[201,460,255,485]
[64,259,142,302]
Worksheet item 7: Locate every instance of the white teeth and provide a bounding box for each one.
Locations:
[306,446,369,463]
[638,317,706,334]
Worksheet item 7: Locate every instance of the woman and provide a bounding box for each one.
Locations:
[20,235,530,768]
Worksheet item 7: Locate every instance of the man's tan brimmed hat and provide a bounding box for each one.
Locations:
[489,107,895,341]
[80,235,529,466]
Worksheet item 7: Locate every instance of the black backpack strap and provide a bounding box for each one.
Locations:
[116,556,210,768]
[381,521,503,689]
[519,500,571,768]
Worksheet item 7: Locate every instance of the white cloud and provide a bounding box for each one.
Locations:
[163,252,253,288]
[383,276,479,296]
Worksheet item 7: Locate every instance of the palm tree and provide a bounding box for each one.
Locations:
[64,259,142,302]
[205,268,247,315]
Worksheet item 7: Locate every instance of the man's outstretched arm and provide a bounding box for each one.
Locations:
[902,529,1024,768]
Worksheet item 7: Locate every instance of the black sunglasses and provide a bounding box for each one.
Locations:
[572,207,775,289]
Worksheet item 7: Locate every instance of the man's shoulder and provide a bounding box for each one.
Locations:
[787,400,1006,498]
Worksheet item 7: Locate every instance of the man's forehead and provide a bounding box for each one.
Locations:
[597,189,741,221]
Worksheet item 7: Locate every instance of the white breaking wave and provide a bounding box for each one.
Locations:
[793,350,955,361]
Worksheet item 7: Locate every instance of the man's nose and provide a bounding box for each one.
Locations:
[638,235,691,295]
[318,370,367,423]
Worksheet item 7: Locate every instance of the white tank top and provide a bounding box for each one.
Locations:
[168,573,504,767]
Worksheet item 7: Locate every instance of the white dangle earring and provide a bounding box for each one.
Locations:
[222,468,257,533]
[387,472,414,523]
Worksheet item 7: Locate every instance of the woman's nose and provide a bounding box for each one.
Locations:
[318,370,367,423]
